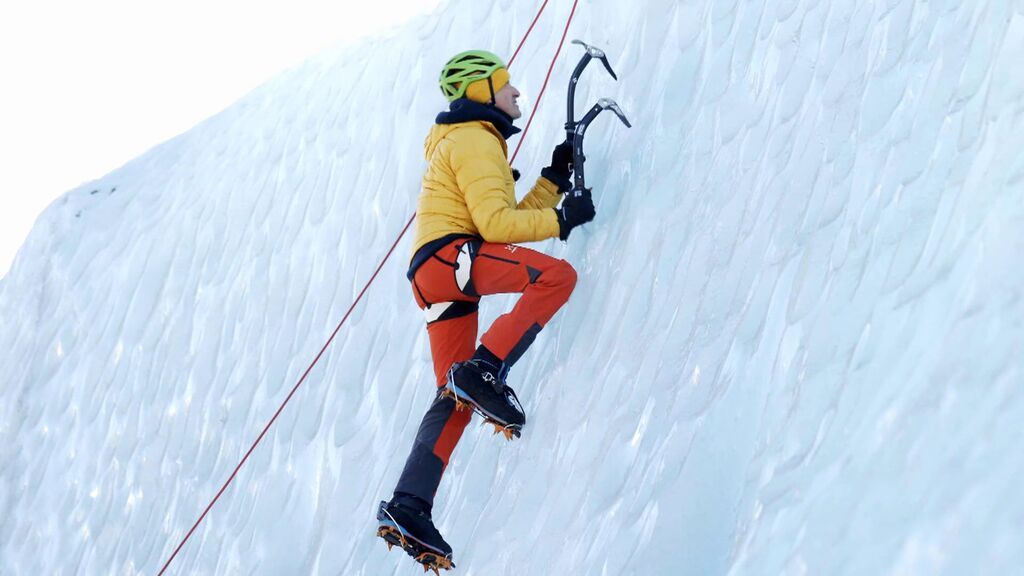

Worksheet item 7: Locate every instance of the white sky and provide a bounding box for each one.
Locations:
[0,0,444,278]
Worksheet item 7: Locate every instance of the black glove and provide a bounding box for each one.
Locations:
[555,189,595,241]
[541,140,574,192]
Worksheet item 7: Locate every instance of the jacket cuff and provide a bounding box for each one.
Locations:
[540,166,571,192]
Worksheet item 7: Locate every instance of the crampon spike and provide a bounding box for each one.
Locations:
[483,420,518,441]
[439,388,468,410]
[377,525,409,551]
[414,552,453,574]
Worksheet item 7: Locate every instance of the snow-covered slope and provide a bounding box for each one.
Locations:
[3,1,1024,574]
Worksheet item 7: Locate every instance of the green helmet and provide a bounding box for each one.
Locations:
[439,50,506,102]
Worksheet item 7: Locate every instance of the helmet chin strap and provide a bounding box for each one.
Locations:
[487,76,497,106]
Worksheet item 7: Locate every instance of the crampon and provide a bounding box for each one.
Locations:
[377,507,454,574]
[439,387,522,440]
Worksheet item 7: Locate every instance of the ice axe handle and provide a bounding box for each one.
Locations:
[569,185,592,199]
[571,133,587,193]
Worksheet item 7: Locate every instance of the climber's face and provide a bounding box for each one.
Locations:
[494,83,522,120]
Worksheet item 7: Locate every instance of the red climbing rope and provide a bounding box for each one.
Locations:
[157,1,579,573]
[512,0,580,163]
[508,0,548,67]
[157,217,414,576]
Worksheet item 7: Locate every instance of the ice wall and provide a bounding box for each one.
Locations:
[2,1,1023,574]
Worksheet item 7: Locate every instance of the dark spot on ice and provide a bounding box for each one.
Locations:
[75,211,82,218]
[90,190,99,195]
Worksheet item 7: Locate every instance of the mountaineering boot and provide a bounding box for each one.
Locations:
[442,347,526,440]
[377,495,454,573]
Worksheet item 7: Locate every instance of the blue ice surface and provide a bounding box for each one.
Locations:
[1,1,1023,574]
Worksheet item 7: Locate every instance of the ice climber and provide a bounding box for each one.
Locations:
[376,49,596,571]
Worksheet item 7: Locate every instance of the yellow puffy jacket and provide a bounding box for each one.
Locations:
[412,117,562,258]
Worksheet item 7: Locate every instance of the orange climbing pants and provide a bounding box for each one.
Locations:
[393,237,576,505]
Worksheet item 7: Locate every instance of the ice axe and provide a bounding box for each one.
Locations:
[563,40,632,198]
[569,98,631,197]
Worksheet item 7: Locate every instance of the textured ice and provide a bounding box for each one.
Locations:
[2,1,1024,574]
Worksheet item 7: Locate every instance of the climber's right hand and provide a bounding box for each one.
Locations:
[555,189,596,241]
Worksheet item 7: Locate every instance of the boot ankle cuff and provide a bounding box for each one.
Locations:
[473,345,504,369]
[393,492,431,515]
